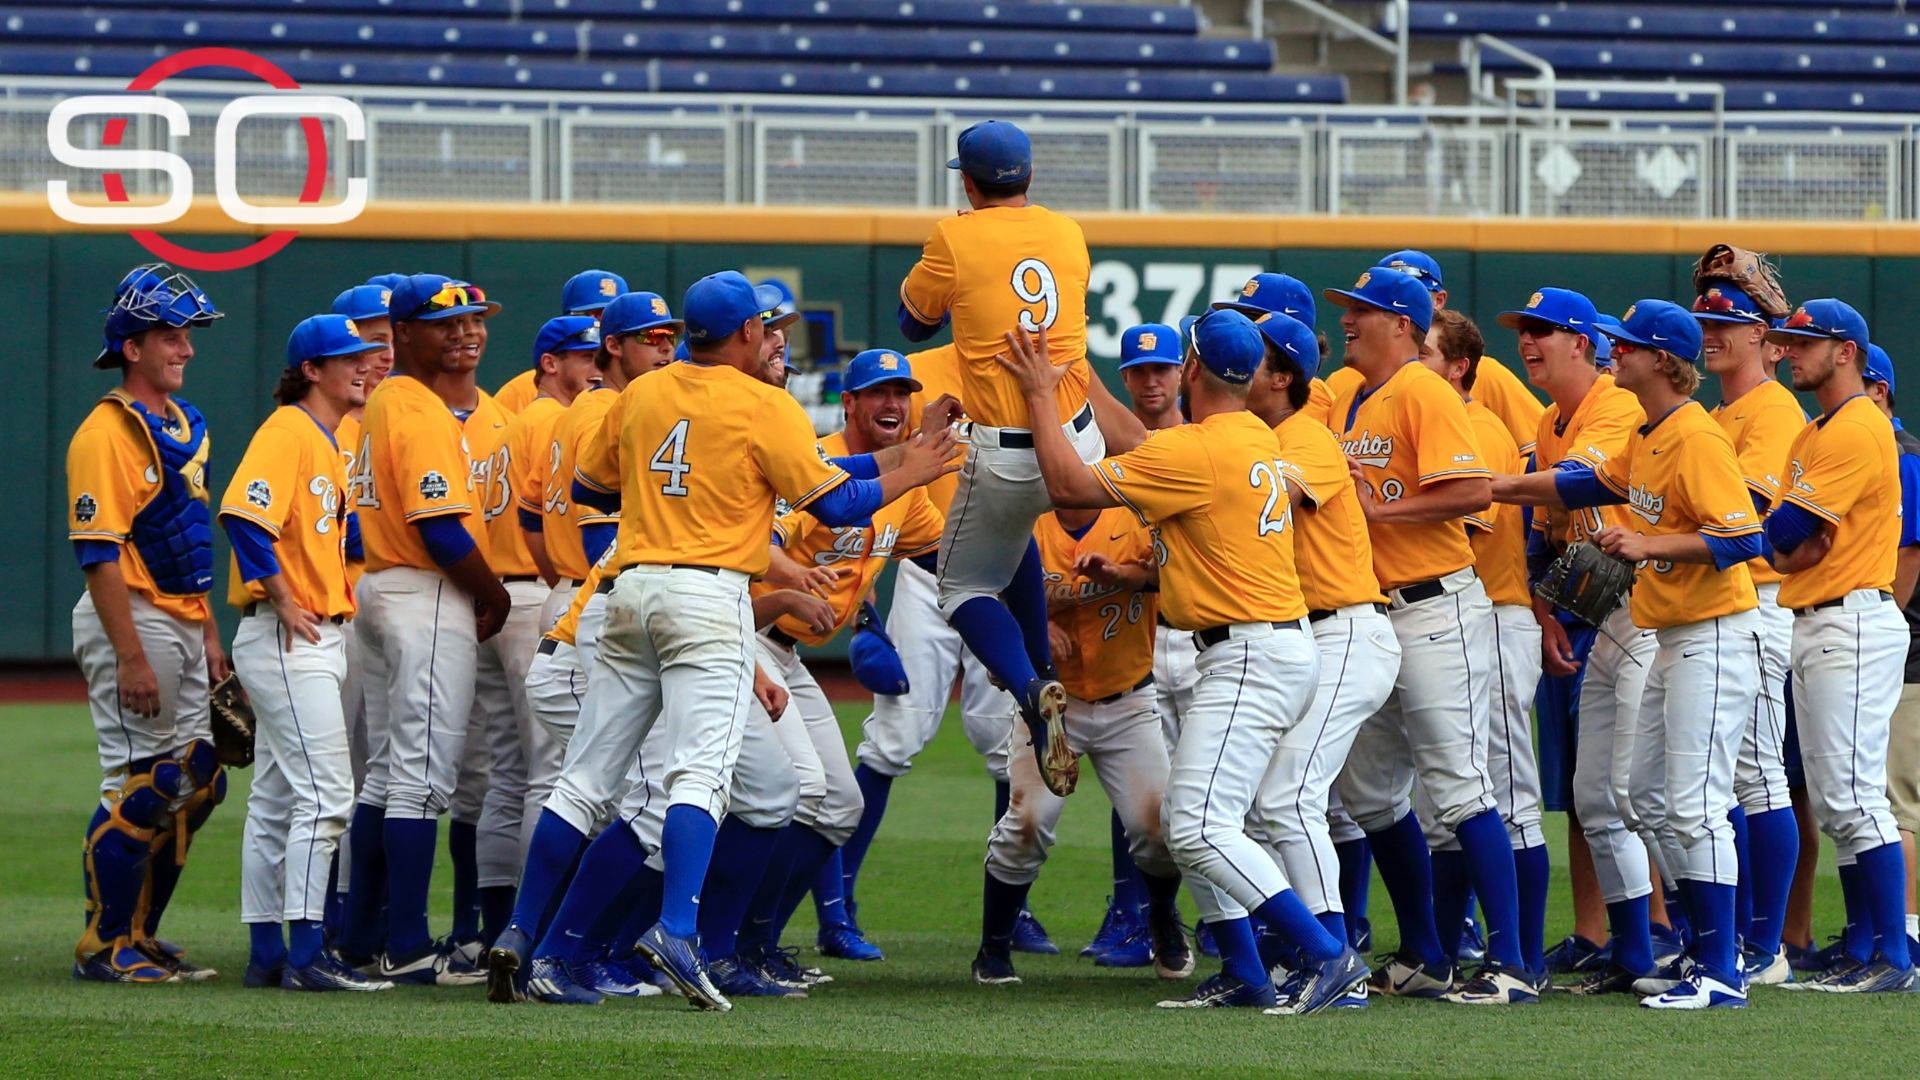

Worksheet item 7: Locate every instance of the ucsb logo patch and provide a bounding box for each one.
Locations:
[310,475,341,534]
[245,479,272,509]
[420,470,450,500]
[1341,431,1394,468]
[74,493,98,524]
[1627,483,1665,526]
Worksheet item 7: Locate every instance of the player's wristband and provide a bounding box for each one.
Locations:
[517,507,544,533]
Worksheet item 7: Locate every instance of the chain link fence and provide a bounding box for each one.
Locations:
[561,115,734,204]
[1138,124,1311,213]
[1727,134,1901,221]
[1328,126,1502,217]
[1520,130,1712,218]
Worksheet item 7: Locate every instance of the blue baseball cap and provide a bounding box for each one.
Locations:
[755,283,801,332]
[844,349,922,393]
[601,291,682,338]
[849,602,909,695]
[364,272,408,292]
[389,274,492,323]
[1691,283,1769,325]
[1192,309,1264,385]
[1377,249,1445,292]
[1592,314,1619,368]
[1600,299,1704,365]
[1324,267,1433,335]
[286,313,387,370]
[1497,287,1599,337]
[1211,272,1314,324]
[1119,324,1183,370]
[562,269,627,315]
[947,120,1032,185]
[332,284,391,322]
[683,271,761,343]
[1766,299,1871,352]
[532,316,602,368]
[1866,344,1896,393]
[1252,311,1321,383]
[674,340,690,362]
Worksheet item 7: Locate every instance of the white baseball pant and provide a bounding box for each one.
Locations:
[353,566,479,819]
[987,682,1178,885]
[72,591,210,790]
[1488,604,1546,850]
[757,634,863,845]
[1791,591,1906,858]
[1152,622,1200,749]
[1251,606,1399,915]
[1165,622,1320,921]
[1572,605,1658,903]
[858,558,1014,780]
[1735,582,1794,815]
[334,616,368,892]
[456,579,549,888]
[617,690,800,861]
[234,612,353,924]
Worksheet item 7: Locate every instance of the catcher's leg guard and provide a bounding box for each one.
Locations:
[137,742,225,946]
[77,764,177,981]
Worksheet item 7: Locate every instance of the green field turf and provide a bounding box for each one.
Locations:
[6,700,1910,1078]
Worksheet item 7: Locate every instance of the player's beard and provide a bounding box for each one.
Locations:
[1176,370,1192,422]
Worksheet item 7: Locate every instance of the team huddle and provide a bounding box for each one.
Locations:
[63,120,1920,1015]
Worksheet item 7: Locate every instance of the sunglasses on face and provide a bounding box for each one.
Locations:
[642,328,678,347]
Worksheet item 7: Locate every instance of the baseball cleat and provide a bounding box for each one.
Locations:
[1445,963,1540,1006]
[582,958,662,998]
[1784,955,1866,991]
[372,946,435,986]
[1815,958,1915,994]
[1082,897,1137,959]
[709,955,807,998]
[526,957,603,1005]
[1195,921,1221,958]
[636,922,731,1012]
[1785,938,1840,973]
[1011,908,1059,955]
[1543,934,1609,975]
[1283,947,1372,1016]
[817,922,885,961]
[72,945,175,984]
[1096,923,1155,969]
[1020,678,1078,797]
[1367,952,1454,998]
[1529,968,1553,997]
[283,952,395,992]
[1742,946,1792,986]
[1631,956,1693,997]
[1639,970,1747,1009]
[1456,918,1487,967]
[1566,962,1648,996]
[744,943,831,989]
[441,937,485,982]
[242,961,284,989]
[138,939,218,981]
[1155,972,1276,1009]
[1650,924,1686,967]
[1146,908,1193,979]
[972,948,1021,985]
[486,926,531,1004]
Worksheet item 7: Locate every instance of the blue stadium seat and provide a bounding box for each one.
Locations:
[1405,3,1920,45]
[1468,37,1920,79]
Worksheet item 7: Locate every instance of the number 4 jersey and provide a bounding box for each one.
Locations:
[1035,507,1158,703]
[899,204,1092,430]
[352,375,485,573]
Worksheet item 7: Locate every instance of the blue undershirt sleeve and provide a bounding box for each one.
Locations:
[1552,464,1628,510]
[807,476,884,527]
[344,511,364,562]
[415,515,476,568]
[1764,501,1822,559]
[222,517,281,582]
[582,522,617,565]
[572,480,621,514]
[517,507,543,533]
[896,303,946,343]
[73,539,120,570]
[1703,532,1764,571]
[831,453,880,480]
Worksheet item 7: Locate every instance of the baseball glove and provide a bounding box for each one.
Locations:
[1534,541,1636,627]
[209,673,256,768]
[1692,243,1791,320]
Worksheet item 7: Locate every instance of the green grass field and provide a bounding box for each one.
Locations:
[7,699,1911,1078]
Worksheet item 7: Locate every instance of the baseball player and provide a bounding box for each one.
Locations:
[998,312,1368,1014]
[226,314,390,992]
[494,269,628,415]
[495,271,956,1011]
[1764,300,1913,992]
[1698,283,1809,983]
[68,266,227,984]
[1242,310,1400,988]
[1322,268,1530,1005]
[337,274,512,983]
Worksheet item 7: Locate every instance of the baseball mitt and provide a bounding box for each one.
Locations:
[1534,541,1636,627]
[209,673,256,768]
[1692,243,1790,320]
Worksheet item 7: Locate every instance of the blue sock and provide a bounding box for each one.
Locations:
[580,844,655,959]
[779,827,841,935]
[1690,880,1739,982]
[806,842,848,932]
[1453,810,1524,969]
[448,820,479,942]
[1729,806,1753,943]
[950,596,1040,709]
[1431,849,1472,962]
[1662,883,1692,947]
[839,765,894,915]
[478,885,515,949]
[659,804,720,938]
[998,537,1055,676]
[1253,890,1343,964]
[1515,844,1550,973]
[696,815,781,961]
[1838,861,1875,964]
[323,851,343,943]
[1110,810,1144,918]
[506,808,588,939]
[1744,807,1799,956]
[1210,916,1268,987]
[1334,838,1372,947]
[288,919,325,970]
[981,869,1032,952]
[609,863,666,959]
[739,824,804,954]
[1316,910,1348,945]
[340,803,386,957]
[1365,813,1445,967]
[1855,841,1913,969]
[1607,895,1655,975]
[536,818,647,963]
[381,816,437,957]
[249,922,287,969]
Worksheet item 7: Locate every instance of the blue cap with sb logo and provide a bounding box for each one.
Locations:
[1323,267,1433,335]
[562,269,627,315]
[286,313,386,369]
[1252,311,1321,383]
[532,316,602,368]
[1766,298,1871,351]
[1211,273,1315,324]
[1497,287,1598,336]
[947,120,1032,185]
[1600,299,1704,365]
[601,291,682,338]
[1119,324,1183,370]
[332,284,391,322]
[844,349,923,393]
[1377,249,1445,292]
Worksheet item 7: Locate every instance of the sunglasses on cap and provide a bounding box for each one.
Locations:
[1692,291,1762,321]
[422,282,488,314]
[1382,262,1438,286]
[1779,308,1853,340]
[557,326,600,351]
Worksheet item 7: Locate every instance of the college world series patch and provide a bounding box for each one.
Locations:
[420,471,450,500]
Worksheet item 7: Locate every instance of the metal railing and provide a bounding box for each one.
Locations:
[1266,0,1411,106]
[8,75,1920,221]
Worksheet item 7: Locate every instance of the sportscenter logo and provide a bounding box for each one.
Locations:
[45,47,368,272]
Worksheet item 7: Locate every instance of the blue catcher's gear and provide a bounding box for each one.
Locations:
[95,265,222,368]
[96,390,214,597]
[848,602,910,695]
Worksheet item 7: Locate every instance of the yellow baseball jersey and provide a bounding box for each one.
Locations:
[1595,402,1760,629]
[905,343,965,517]
[493,369,539,416]
[544,560,609,647]
[1331,361,1488,591]
[899,205,1092,430]
[1711,379,1807,588]
[1473,357,1546,456]
[508,394,568,573]
[65,392,213,623]
[541,387,620,582]
[1466,400,1530,608]
[1533,375,1645,548]
[218,405,355,617]
[1777,396,1900,610]
[352,376,482,573]
[1092,411,1308,630]
[465,392,533,577]
[757,432,944,646]
[577,362,850,577]
[1273,410,1385,612]
[335,410,366,591]
[1299,377,1335,429]
[1322,366,1362,431]
[1036,509,1158,702]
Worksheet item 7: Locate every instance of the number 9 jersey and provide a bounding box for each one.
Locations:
[899,205,1092,429]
